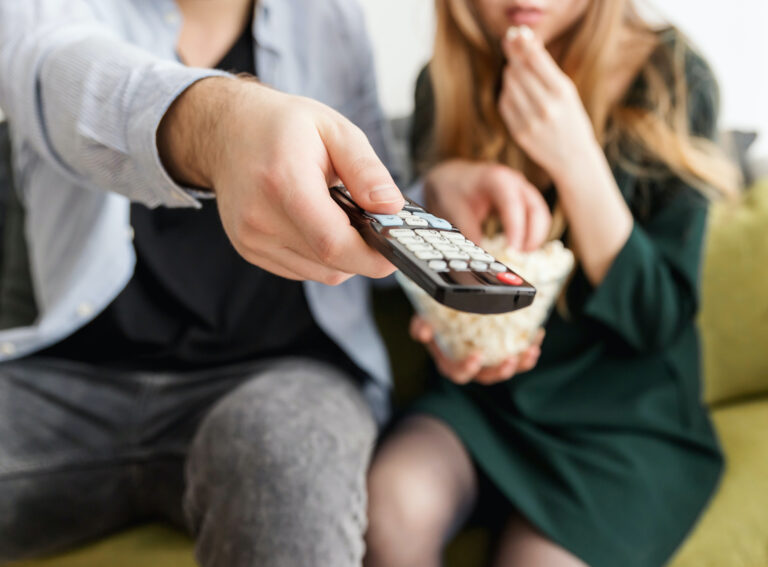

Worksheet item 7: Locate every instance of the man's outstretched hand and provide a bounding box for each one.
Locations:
[158,77,404,284]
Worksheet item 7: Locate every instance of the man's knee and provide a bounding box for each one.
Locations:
[184,360,377,567]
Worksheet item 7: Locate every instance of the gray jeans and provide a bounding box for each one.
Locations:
[0,356,377,566]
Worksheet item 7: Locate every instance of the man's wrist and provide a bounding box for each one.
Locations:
[157,76,240,190]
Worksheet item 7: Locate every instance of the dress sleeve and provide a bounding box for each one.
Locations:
[582,190,708,352]
[581,44,720,353]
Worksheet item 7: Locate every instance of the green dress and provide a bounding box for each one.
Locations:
[410,31,723,567]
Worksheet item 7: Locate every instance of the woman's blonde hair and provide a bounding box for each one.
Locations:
[428,0,741,232]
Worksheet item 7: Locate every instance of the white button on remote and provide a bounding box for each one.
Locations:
[397,236,424,245]
[405,217,429,227]
[415,250,443,260]
[389,229,415,237]
[429,260,449,271]
[449,260,469,271]
[415,229,440,237]
[443,251,471,261]
[490,262,508,273]
[443,233,465,242]
[470,261,489,271]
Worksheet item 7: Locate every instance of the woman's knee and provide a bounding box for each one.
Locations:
[365,416,477,565]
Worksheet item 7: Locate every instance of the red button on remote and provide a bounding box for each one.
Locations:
[497,272,523,286]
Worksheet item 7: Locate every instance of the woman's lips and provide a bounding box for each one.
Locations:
[505,7,544,27]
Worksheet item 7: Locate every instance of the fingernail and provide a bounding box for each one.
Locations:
[519,25,534,41]
[369,185,401,204]
[506,27,520,42]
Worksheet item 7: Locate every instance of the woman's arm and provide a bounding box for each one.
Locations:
[499,29,719,353]
[499,29,633,286]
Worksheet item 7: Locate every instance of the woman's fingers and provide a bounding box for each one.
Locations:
[474,356,519,385]
[432,346,484,385]
[503,25,564,93]
[517,345,542,373]
[521,187,552,251]
[504,58,550,117]
[409,315,434,343]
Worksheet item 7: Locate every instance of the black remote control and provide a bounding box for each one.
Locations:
[330,186,535,314]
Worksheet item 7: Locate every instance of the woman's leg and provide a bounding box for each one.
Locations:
[365,415,478,567]
[493,513,587,567]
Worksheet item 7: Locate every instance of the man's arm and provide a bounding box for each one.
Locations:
[1,1,405,284]
[0,1,225,208]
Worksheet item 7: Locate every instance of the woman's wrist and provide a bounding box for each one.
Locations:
[548,136,606,189]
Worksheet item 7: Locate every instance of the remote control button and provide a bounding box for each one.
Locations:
[407,243,434,252]
[443,251,471,261]
[397,211,412,219]
[443,232,466,242]
[413,212,452,230]
[497,272,523,286]
[428,260,449,271]
[432,243,459,252]
[415,229,440,237]
[470,261,489,271]
[490,262,508,273]
[370,214,403,227]
[449,260,469,271]
[470,252,495,263]
[405,217,429,227]
[397,237,425,246]
[416,250,444,260]
[389,229,415,237]
[456,242,476,250]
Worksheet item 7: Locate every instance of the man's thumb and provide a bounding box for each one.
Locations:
[321,119,404,214]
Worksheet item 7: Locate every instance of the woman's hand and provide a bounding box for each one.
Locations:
[498,26,600,182]
[424,160,551,251]
[410,315,545,386]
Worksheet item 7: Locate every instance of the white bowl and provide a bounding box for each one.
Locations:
[397,238,575,366]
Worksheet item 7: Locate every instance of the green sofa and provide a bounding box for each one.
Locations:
[8,179,768,566]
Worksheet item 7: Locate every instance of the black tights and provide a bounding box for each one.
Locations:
[364,415,587,567]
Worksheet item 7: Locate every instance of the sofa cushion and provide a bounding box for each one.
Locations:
[669,397,768,567]
[8,525,195,567]
[700,178,768,405]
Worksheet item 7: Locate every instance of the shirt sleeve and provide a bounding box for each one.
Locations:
[0,1,229,208]
[343,3,403,188]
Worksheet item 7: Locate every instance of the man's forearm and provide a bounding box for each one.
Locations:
[158,76,239,190]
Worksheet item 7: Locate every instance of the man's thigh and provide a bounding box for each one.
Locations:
[184,358,378,567]
[0,357,145,562]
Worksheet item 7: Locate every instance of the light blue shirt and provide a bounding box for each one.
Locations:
[0,0,397,422]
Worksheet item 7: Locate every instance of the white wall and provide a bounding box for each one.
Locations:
[360,0,768,159]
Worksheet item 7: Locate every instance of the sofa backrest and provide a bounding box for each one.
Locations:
[700,178,768,406]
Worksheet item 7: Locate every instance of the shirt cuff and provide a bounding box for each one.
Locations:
[126,63,230,209]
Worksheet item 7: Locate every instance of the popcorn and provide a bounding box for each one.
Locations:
[398,238,575,366]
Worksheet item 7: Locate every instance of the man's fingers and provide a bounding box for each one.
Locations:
[282,168,397,278]
[319,116,404,214]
